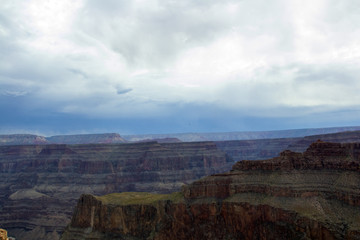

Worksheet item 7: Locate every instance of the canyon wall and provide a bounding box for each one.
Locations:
[61,141,360,240]
[1,131,360,239]
[0,141,231,240]
[0,133,126,145]
[2,126,360,145]
[123,126,360,142]
[216,130,360,161]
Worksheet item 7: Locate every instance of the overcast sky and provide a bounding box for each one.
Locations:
[1,0,360,135]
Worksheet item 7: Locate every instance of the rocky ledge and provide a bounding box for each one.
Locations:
[61,141,360,240]
[0,141,231,240]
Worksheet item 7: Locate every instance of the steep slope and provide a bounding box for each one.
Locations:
[61,141,360,240]
[0,142,231,240]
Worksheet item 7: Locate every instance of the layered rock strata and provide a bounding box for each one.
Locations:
[0,141,231,240]
[46,133,127,144]
[216,130,360,162]
[2,131,360,240]
[123,126,360,142]
[62,141,360,240]
[2,126,360,145]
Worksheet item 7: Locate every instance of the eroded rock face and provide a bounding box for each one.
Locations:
[231,141,360,172]
[0,141,231,240]
[186,141,360,206]
[62,141,360,240]
[3,133,360,240]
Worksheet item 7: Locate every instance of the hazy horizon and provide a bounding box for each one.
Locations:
[1,1,360,135]
[1,125,360,139]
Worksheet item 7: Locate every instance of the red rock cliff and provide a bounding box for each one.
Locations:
[0,141,231,240]
[61,141,360,240]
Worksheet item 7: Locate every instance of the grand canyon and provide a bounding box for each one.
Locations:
[61,141,360,239]
[0,128,360,239]
[3,1,359,239]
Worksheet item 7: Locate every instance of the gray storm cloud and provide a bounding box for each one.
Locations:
[116,88,132,95]
[0,0,359,121]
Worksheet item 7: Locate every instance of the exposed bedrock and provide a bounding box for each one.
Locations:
[2,131,360,240]
[0,141,231,240]
[62,141,360,240]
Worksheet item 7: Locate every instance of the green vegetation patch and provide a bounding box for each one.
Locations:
[95,191,184,206]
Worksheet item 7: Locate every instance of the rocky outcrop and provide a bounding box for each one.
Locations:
[62,141,360,240]
[0,141,231,240]
[186,141,360,206]
[231,141,360,172]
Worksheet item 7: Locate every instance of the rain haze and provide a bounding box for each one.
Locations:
[1,0,360,135]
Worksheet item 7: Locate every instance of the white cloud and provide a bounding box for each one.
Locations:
[1,0,360,120]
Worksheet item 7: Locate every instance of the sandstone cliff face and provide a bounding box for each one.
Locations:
[62,141,360,240]
[0,141,231,240]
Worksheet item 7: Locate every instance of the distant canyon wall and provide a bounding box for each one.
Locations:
[0,133,127,145]
[1,130,360,239]
[1,126,360,145]
[124,126,360,142]
[0,141,231,240]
